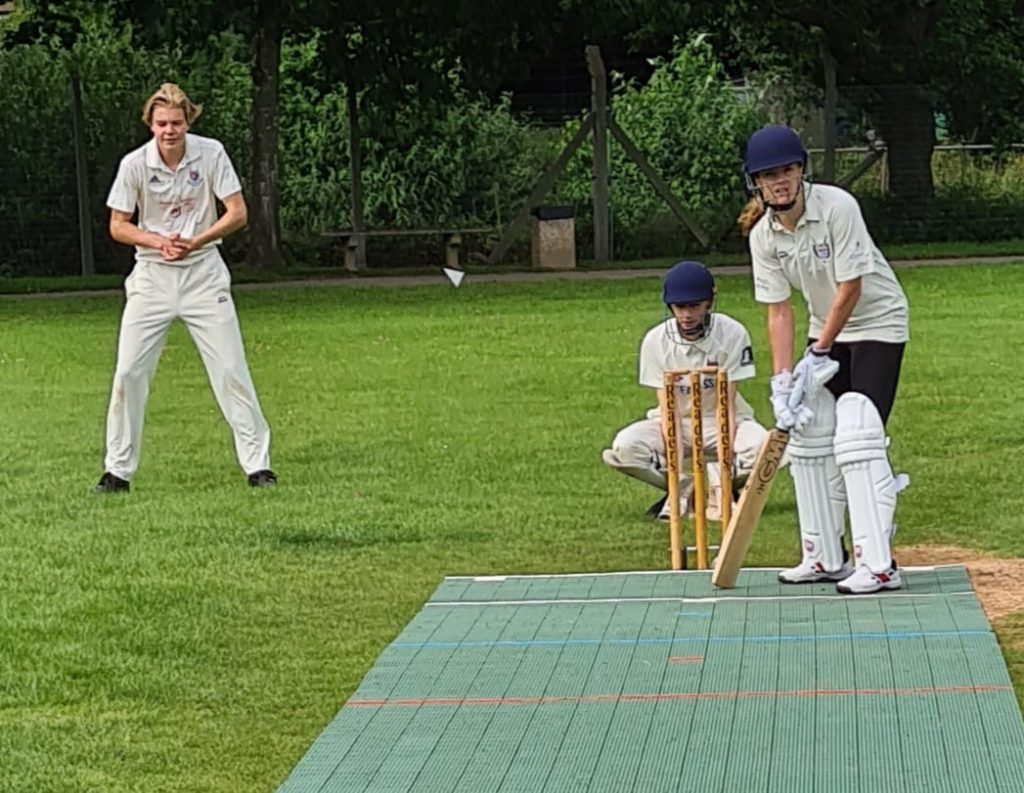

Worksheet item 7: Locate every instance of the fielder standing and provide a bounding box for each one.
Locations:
[603,261,777,522]
[95,83,275,493]
[740,124,909,594]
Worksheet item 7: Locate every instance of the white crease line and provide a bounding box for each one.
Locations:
[427,591,977,607]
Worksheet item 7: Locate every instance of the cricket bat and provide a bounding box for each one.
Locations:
[711,427,790,588]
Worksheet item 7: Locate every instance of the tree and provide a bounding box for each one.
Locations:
[116,0,579,267]
[781,0,1024,212]
[630,0,1024,215]
[758,2,943,207]
[1,0,101,275]
[250,0,285,267]
[295,0,585,265]
[6,0,294,269]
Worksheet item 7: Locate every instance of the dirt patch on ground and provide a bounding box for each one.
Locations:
[899,544,1024,622]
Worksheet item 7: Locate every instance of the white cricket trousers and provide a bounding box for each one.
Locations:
[611,415,769,477]
[103,251,271,479]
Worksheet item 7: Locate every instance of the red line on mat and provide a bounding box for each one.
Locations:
[347,685,1012,708]
[668,656,704,664]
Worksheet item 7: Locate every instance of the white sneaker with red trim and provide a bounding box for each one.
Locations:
[835,563,902,595]
[778,557,855,584]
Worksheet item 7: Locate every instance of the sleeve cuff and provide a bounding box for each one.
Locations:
[728,365,756,382]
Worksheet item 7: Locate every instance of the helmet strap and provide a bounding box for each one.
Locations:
[671,300,715,342]
[760,179,804,214]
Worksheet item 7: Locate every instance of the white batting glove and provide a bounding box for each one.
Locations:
[772,370,817,433]
[769,372,798,431]
[789,346,840,405]
[789,399,815,434]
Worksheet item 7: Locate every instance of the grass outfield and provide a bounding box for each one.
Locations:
[2,263,1023,791]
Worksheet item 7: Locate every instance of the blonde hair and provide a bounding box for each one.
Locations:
[142,83,203,126]
[736,196,765,237]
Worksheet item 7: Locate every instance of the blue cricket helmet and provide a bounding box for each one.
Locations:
[744,125,808,176]
[663,261,715,306]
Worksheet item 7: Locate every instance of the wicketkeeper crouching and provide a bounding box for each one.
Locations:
[602,261,784,523]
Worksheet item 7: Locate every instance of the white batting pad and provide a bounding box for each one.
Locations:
[788,387,846,571]
[833,392,900,573]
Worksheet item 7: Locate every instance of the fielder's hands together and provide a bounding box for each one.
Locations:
[159,233,195,262]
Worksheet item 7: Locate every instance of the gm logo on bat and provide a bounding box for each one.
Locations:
[752,438,787,494]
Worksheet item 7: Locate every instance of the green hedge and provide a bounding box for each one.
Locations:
[3,17,1024,276]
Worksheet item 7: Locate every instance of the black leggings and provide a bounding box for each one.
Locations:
[807,339,905,425]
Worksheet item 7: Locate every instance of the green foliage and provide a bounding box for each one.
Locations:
[0,41,71,274]
[277,43,551,243]
[554,35,767,257]
[358,85,550,230]
[820,148,1024,243]
[0,7,253,274]
[275,35,350,234]
[5,6,1024,274]
[0,14,550,272]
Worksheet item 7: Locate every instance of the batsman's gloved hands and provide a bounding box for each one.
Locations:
[789,346,840,405]
[770,371,799,431]
[771,370,815,433]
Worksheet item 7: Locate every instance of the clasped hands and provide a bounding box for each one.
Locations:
[156,233,197,262]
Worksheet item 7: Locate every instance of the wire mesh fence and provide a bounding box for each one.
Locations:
[3,51,1023,278]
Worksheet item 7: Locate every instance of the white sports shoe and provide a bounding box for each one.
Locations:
[778,557,855,584]
[836,563,902,595]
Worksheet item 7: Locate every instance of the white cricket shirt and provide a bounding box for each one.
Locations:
[748,183,909,343]
[638,313,757,421]
[107,133,243,265]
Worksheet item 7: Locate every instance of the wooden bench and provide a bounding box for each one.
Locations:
[321,228,495,272]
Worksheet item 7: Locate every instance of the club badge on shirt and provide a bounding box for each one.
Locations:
[813,242,831,260]
[187,168,203,187]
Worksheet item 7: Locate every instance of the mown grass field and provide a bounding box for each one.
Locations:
[2,263,1023,791]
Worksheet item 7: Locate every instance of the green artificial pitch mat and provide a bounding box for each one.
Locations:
[279,566,1024,792]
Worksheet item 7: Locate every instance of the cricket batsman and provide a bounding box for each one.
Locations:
[740,124,910,594]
